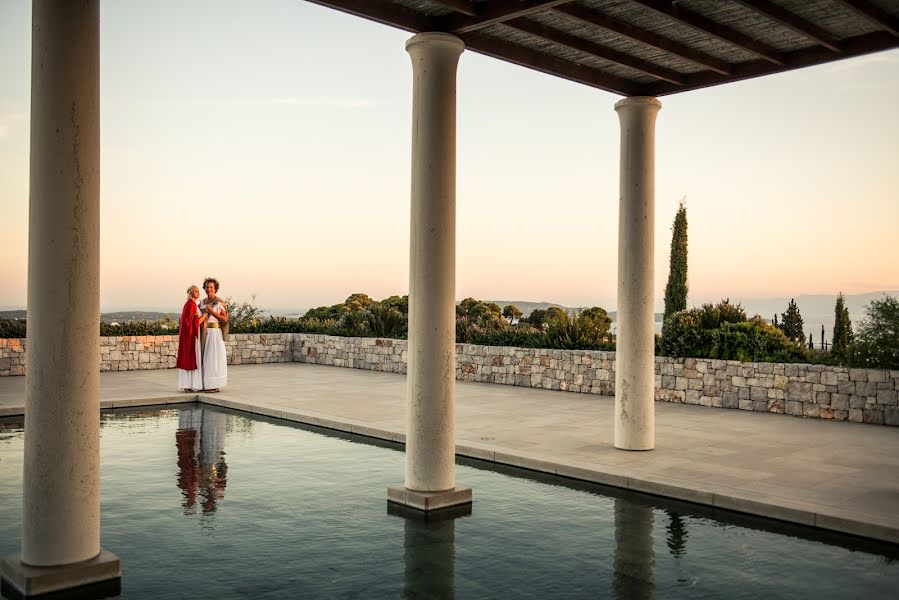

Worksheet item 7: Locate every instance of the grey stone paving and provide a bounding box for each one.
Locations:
[1,363,897,543]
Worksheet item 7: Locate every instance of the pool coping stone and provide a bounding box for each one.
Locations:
[0,549,120,597]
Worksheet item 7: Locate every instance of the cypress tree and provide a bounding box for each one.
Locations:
[809,332,814,350]
[831,292,853,361]
[663,200,688,322]
[779,298,805,344]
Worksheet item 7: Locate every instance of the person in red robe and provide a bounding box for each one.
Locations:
[177,285,206,391]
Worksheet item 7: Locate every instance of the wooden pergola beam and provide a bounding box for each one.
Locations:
[642,30,896,96]
[461,31,642,95]
[304,0,433,32]
[553,3,732,76]
[837,0,899,37]
[732,0,843,52]
[444,0,574,34]
[630,0,784,65]
[432,0,479,17]
[505,18,686,85]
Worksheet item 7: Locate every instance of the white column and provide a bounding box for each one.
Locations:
[614,97,661,451]
[404,33,464,493]
[23,0,102,566]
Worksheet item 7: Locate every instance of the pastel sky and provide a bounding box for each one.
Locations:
[1,0,897,312]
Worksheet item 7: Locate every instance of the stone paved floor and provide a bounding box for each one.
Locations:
[1,363,897,543]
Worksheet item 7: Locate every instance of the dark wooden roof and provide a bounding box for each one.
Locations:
[307,0,899,96]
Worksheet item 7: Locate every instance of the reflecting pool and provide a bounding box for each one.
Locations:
[1,406,897,598]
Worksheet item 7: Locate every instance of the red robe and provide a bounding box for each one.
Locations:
[177,299,200,370]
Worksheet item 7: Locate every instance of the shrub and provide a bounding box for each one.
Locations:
[100,319,179,337]
[365,304,407,339]
[543,307,613,350]
[334,310,370,337]
[225,294,265,331]
[0,319,26,338]
[848,295,899,369]
[659,301,801,362]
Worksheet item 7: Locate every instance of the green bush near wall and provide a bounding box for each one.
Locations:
[4,293,897,368]
[0,320,26,339]
[658,300,806,363]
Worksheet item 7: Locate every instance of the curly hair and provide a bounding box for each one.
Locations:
[203,277,220,293]
[186,285,199,298]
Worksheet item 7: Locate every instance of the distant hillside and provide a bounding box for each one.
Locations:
[485,300,567,316]
[101,311,179,323]
[486,300,663,322]
[0,310,178,323]
[734,291,899,321]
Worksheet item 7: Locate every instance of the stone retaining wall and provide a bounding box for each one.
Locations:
[0,334,294,375]
[3,334,897,425]
[293,334,899,426]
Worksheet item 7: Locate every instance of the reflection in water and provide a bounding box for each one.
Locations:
[175,409,228,514]
[666,509,688,559]
[613,499,655,600]
[389,503,470,599]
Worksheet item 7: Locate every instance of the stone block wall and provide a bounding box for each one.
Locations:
[4,333,898,425]
[293,334,899,426]
[0,338,25,376]
[0,333,295,375]
[293,335,408,373]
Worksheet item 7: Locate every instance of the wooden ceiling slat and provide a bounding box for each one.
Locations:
[629,0,784,65]
[461,31,642,95]
[443,0,574,34]
[552,3,732,76]
[837,0,899,37]
[505,18,685,84]
[732,0,843,52]
[304,0,432,32]
[642,30,896,96]
[432,0,478,17]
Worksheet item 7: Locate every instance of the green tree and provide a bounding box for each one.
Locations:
[848,295,899,369]
[663,200,688,322]
[225,294,265,330]
[502,304,523,324]
[380,295,409,315]
[779,298,805,344]
[808,332,814,350]
[544,307,568,324]
[831,292,853,361]
[526,308,548,329]
[456,297,506,332]
[344,293,375,312]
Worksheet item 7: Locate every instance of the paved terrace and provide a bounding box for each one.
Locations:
[1,363,897,544]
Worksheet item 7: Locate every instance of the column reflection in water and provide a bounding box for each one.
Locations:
[175,408,228,514]
[389,504,468,599]
[613,499,655,600]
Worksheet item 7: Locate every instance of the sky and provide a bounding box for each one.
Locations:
[0,0,897,313]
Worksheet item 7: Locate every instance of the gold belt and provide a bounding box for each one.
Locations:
[207,322,220,329]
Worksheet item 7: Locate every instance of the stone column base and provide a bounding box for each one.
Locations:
[388,485,472,512]
[0,550,120,598]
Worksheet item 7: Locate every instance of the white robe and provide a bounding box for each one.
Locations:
[178,303,203,390]
[201,299,228,389]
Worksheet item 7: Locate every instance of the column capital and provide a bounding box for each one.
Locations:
[614,96,662,112]
[406,32,465,54]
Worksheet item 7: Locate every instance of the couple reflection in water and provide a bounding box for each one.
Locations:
[175,408,228,514]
